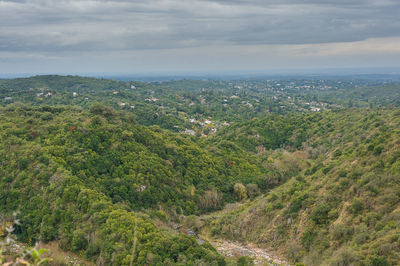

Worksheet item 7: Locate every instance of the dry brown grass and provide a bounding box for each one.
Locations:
[38,241,94,266]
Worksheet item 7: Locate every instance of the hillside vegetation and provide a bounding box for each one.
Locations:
[2,75,400,135]
[205,109,400,265]
[1,75,400,265]
[0,104,271,265]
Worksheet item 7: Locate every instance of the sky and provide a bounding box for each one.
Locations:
[1,0,400,75]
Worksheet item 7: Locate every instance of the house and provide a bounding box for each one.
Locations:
[145,98,158,102]
[73,92,77,97]
[137,185,147,192]
[181,129,196,136]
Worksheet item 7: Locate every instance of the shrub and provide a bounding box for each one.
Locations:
[154,210,168,222]
[311,203,331,225]
[183,215,203,233]
[288,193,308,214]
[333,149,342,158]
[210,226,221,236]
[373,145,383,155]
[330,248,357,266]
[286,242,303,262]
[350,198,364,215]
[368,256,390,266]
[301,229,317,250]
[273,202,283,210]
[71,230,88,251]
[19,158,30,170]
[331,224,354,243]
[198,190,222,211]
[338,169,347,177]
[233,183,247,201]
[245,183,259,198]
[237,256,254,266]
[86,243,100,258]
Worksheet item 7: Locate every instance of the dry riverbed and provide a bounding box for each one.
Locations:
[210,240,288,265]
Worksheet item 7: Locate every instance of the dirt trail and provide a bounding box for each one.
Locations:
[210,240,288,265]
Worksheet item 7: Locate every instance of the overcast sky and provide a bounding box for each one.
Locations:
[1,0,400,75]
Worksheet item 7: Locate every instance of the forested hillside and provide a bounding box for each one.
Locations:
[0,104,270,265]
[205,109,400,265]
[0,75,399,265]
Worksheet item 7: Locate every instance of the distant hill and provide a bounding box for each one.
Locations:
[2,75,400,136]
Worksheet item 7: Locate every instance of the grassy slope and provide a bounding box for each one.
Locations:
[204,109,400,265]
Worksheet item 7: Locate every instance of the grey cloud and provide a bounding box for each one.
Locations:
[0,0,399,70]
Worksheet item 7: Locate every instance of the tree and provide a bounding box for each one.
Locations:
[233,183,247,201]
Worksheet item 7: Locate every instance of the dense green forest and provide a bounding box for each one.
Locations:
[0,104,274,265]
[0,75,400,265]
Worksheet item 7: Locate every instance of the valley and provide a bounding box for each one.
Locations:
[0,75,399,265]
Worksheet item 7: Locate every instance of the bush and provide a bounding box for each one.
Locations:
[301,229,316,250]
[198,190,222,211]
[86,243,100,258]
[237,256,254,266]
[286,242,303,262]
[245,183,259,198]
[333,149,342,158]
[330,248,357,266]
[154,210,168,222]
[19,158,30,170]
[210,226,221,236]
[368,256,390,266]
[353,223,369,245]
[233,183,247,201]
[351,198,364,215]
[71,230,88,251]
[183,215,203,233]
[331,224,353,243]
[311,203,331,225]
[89,103,115,118]
[373,145,383,155]
[288,193,308,214]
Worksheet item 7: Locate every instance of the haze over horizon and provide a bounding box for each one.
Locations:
[1,0,400,75]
